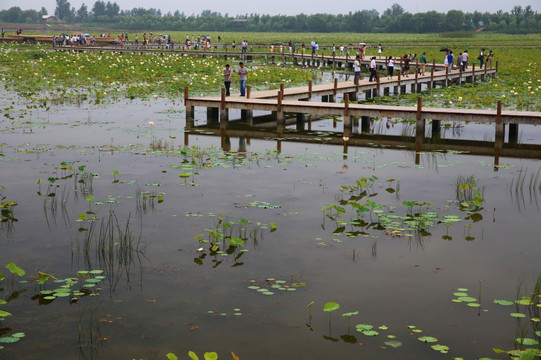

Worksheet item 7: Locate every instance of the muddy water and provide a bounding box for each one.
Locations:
[1,97,540,360]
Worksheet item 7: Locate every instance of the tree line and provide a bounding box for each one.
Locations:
[1,1,539,34]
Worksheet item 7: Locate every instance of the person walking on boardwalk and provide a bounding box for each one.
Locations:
[461,50,468,71]
[237,62,248,96]
[387,56,394,79]
[369,56,377,82]
[223,64,232,96]
[478,48,485,69]
[446,50,454,70]
[402,54,410,77]
[419,52,427,75]
[353,55,362,84]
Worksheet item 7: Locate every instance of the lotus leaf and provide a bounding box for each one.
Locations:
[355,324,373,331]
[419,336,438,343]
[515,337,538,345]
[493,299,514,306]
[323,302,340,312]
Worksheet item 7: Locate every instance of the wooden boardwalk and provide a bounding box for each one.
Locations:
[51,43,455,71]
[184,64,540,148]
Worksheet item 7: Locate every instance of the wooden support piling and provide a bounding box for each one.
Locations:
[414,66,418,94]
[343,94,351,135]
[416,97,425,140]
[184,86,194,119]
[220,88,228,121]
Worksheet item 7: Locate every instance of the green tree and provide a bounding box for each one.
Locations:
[445,10,465,31]
[384,3,405,17]
[54,0,73,21]
[91,0,106,18]
[76,3,89,22]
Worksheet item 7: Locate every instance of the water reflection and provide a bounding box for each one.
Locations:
[185,117,541,171]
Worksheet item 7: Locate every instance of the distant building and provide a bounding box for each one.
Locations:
[41,15,62,24]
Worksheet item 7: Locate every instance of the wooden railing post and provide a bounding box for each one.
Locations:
[184,86,189,102]
[430,60,435,86]
[308,80,312,100]
[247,85,251,99]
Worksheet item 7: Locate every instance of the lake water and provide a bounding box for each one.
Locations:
[1,96,540,359]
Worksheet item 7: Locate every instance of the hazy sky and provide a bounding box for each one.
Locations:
[2,0,540,17]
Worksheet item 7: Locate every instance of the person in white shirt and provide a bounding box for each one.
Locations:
[353,56,361,84]
[387,56,394,79]
[461,50,468,71]
[369,57,377,82]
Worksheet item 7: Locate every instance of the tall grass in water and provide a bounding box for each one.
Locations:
[73,210,145,293]
[508,167,541,211]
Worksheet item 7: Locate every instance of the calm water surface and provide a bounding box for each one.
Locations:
[1,97,540,360]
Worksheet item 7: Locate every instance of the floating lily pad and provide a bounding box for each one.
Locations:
[362,330,379,337]
[54,292,71,297]
[453,292,468,297]
[355,324,373,331]
[0,336,20,343]
[419,336,438,343]
[384,340,402,348]
[516,297,534,306]
[510,312,526,318]
[458,296,477,302]
[494,299,514,306]
[515,338,539,345]
[431,344,450,353]
[467,303,481,307]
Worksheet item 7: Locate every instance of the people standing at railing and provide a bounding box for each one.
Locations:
[486,50,494,68]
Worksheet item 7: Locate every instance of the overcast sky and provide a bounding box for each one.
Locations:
[2,0,540,17]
